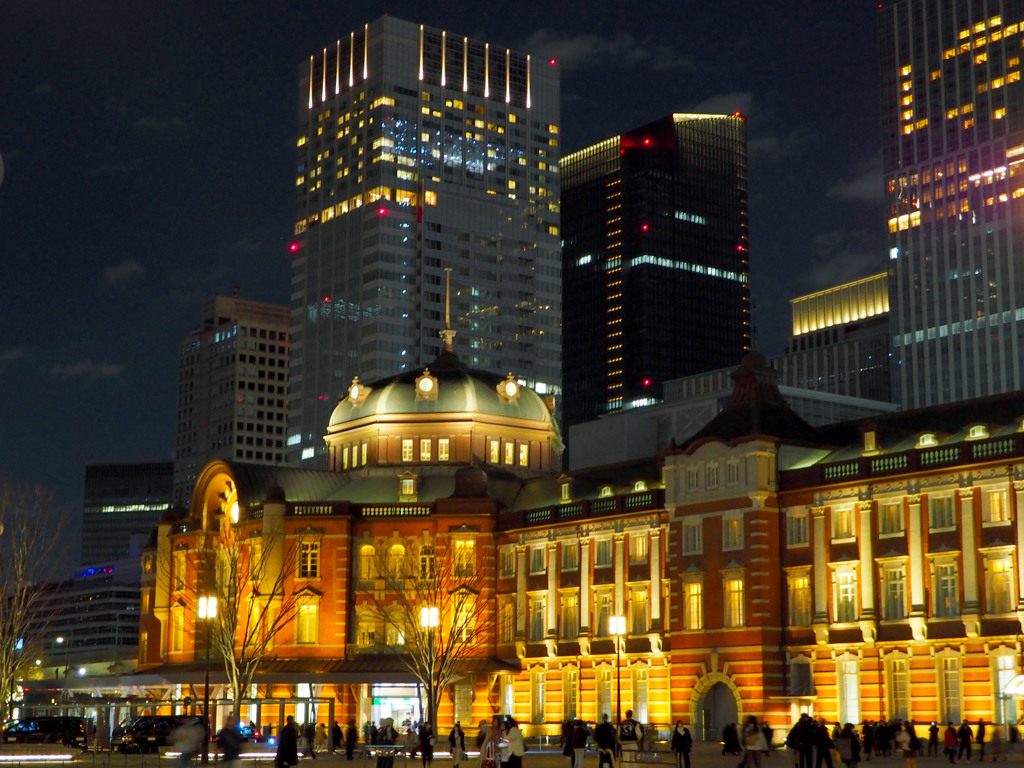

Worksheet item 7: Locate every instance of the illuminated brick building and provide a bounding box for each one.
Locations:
[881,0,1024,407]
[560,113,749,430]
[288,17,562,468]
[666,352,1024,735]
[140,346,1024,738]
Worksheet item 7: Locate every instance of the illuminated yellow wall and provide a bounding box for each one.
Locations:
[790,273,889,336]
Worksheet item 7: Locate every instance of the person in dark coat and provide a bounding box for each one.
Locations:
[671,721,692,768]
[813,720,835,768]
[572,720,588,768]
[594,715,616,768]
[956,721,973,762]
[344,720,357,760]
[561,721,575,768]
[331,722,342,755]
[303,722,318,759]
[419,722,434,768]
[449,722,466,768]
[276,716,299,768]
[217,715,243,765]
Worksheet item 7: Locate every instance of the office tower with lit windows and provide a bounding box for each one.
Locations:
[174,295,290,504]
[288,17,561,466]
[82,461,172,565]
[881,0,1024,407]
[560,113,749,431]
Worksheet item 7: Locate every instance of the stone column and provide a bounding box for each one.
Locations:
[1015,481,1024,612]
[516,545,527,637]
[580,538,591,633]
[812,507,828,623]
[650,528,662,629]
[547,542,558,636]
[858,501,875,617]
[907,496,925,613]
[961,488,979,613]
[614,533,626,617]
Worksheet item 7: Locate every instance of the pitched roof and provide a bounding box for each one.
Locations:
[683,351,836,450]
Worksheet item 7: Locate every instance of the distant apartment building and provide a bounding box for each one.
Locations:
[82,461,172,565]
[174,295,289,505]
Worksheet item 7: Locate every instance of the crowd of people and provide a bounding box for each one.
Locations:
[246,709,1024,768]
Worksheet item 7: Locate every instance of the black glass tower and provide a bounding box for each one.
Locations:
[561,114,750,431]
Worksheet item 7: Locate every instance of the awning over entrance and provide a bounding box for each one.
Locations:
[43,655,523,690]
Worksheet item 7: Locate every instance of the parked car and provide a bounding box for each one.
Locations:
[118,715,195,754]
[2,717,88,746]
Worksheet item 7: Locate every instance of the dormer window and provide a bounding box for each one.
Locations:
[917,433,938,448]
[560,482,572,502]
[599,485,613,498]
[399,471,418,500]
[863,430,877,453]
[633,480,647,492]
[968,424,989,440]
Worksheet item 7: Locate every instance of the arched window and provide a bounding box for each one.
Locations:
[359,544,376,581]
[388,544,406,578]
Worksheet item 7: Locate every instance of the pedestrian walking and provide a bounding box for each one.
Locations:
[419,722,435,768]
[561,721,575,768]
[505,717,525,768]
[218,716,243,767]
[836,724,861,768]
[943,723,957,764]
[276,716,299,768]
[671,721,692,768]
[174,718,205,768]
[344,720,357,760]
[481,716,502,768]
[958,721,974,762]
[894,722,916,768]
[572,719,588,768]
[618,710,643,762]
[303,722,318,760]
[742,715,768,768]
[928,723,939,757]
[813,719,836,768]
[977,720,986,762]
[449,722,466,768]
[595,715,616,768]
[316,723,327,752]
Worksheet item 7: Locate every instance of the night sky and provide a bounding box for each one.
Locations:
[0,1,885,537]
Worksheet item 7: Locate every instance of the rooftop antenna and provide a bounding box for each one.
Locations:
[439,267,457,352]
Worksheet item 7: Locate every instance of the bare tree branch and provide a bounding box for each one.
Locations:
[0,482,67,728]
[358,537,494,726]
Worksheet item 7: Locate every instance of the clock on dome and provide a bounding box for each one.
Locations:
[348,377,371,406]
[415,369,439,401]
[496,373,521,405]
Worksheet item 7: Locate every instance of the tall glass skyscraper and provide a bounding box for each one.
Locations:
[289,17,561,466]
[881,0,1024,407]
[561,114,749,430]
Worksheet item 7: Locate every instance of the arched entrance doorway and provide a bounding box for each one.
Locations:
[694,681,738,742]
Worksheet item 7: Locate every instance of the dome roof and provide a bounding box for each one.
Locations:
[328,350,558,433]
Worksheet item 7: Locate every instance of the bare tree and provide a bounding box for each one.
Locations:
[359,538,494,728]
[0,482,66,726]
[187,520,300,721]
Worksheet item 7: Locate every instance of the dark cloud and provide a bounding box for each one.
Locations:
[46,360,125,382]
[103,260,145,284]
[519,29,692,73]
[827,155,884,203]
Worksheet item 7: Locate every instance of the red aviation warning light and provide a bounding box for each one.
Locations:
[289,242,300,252]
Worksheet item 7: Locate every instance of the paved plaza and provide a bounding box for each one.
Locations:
[5,743,1024,768]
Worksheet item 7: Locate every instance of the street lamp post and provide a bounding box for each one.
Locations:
[55,635,70,678]
[198,595,218,765]
[610,616,626,726]
[420,606,439,727]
